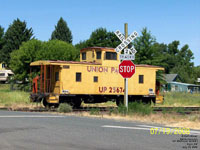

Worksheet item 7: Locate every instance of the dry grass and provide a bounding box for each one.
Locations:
[66,112,200,130]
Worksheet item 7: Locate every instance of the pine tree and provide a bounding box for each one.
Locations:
[75,28,120,50]
[51,17,72,43]
[133,27,156,64]
[0,19,33,65]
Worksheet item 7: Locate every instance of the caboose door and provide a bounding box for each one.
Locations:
[52,66,61,94]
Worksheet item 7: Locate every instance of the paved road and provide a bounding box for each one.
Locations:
[0,110,199,150]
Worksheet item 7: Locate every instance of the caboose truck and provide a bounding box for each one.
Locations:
[30,47,164,108]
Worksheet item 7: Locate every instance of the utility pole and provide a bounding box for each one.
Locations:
[124,23,128,110]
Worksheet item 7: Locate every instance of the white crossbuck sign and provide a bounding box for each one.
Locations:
[115,30,138,60]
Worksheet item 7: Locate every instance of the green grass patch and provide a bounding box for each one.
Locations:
[57,103,72,113]
[0,84,10,92]
[158,92,200,107]
[112,102,153,116]
[128,102,153,115]
[0,84,30,106]
[90,108,100,115]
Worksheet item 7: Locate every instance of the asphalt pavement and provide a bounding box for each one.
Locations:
[0,110,199,150]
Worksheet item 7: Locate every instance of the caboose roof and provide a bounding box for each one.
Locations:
[30,60,164,70]
[30,60,101,66]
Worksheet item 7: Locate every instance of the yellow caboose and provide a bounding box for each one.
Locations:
[30,47,164,107]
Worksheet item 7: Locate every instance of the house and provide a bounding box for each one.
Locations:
[167,82,200,93]
[0,62,14,83]
[165,74,200,93]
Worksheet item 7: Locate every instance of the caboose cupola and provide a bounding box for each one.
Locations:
[80,47,120,66]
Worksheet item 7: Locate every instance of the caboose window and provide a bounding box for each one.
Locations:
[139,75,144,84]
[94,76,98,82]
[76,72,81,82]
[96,51,101,59]
[82,52,86,60]
[105,52,117,60]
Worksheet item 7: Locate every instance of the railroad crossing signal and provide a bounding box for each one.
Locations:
[115,30,138,53]
[119,60,136,78]
[114,30,138,60]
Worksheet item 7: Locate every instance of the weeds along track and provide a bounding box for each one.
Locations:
[2,106,200,114]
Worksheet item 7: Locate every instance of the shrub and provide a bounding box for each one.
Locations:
[112,102,152,116]
[57,103,72,113]
[128,102,153,115]
[117,104,127,116]
[108,107,118,115]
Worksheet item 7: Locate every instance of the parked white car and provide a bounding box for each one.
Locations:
[0,70,14,83]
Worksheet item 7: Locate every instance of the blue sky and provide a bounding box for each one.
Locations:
[0,0,199,66]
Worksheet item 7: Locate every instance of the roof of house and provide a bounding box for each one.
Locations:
[165,74,178,82]
[168,82,200,87]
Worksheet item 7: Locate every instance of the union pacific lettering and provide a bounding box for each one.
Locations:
[87,66,118,73]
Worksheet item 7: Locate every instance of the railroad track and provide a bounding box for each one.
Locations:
[9,107,116,112]
[3,106,200,114]
[73,107,116,112]
[153,107,200,112]
[153,107,200,114]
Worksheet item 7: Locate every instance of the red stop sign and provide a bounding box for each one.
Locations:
[119,60,136,78]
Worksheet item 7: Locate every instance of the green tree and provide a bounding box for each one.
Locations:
[132,28,196,84]
[36,40,78,61]
[0,26,4,51]
[194,66,200,84]
[164,41,180,73]
[170,44,195,83]
[75,28,120,50]
[10,40,43,81]
[151,42,168,68]
[0,19,33,65]
[51,17,73,43]
[133,27,156,64]
[10,40,78,81]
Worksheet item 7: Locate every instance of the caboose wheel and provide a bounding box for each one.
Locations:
[72,99,82,108]
[42,98,49,108]
[151,98,156,105]
[53,104,59,108]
